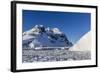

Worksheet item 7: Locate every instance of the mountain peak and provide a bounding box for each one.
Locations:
[34,25,44,28]
[23,25,73,49]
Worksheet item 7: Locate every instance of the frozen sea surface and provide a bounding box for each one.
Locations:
[22,49,91,63]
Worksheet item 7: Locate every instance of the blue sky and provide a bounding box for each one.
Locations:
[22,10,90,44]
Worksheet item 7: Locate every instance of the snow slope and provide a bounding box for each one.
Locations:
[70,31,91,51]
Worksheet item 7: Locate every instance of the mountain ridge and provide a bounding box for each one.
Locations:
[22,25,73,49]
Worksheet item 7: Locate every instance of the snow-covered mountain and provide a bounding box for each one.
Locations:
[23,25,73,49]
[69,31,91,51]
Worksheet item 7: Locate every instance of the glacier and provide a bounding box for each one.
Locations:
[70,31,91,51]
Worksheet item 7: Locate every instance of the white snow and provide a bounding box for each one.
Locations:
[52,28,62,34]
[70,31,91,51]
[45,27,50,31]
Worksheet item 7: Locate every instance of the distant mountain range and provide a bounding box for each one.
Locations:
[22,25,73,49]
